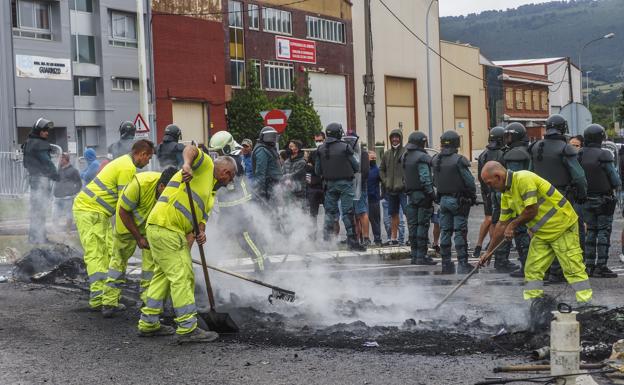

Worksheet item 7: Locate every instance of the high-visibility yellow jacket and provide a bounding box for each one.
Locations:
[73,154,137,217]
[147,150,216,235]
[114,171,161,235]
[500,170,578,241]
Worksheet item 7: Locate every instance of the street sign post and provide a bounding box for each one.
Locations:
[260,109,291,134]
[134,113,150,139]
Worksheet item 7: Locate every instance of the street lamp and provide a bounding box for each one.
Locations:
[425,0,438,145]
[585,70,592,109]
[578,32,615,105]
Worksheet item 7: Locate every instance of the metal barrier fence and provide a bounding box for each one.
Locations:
[0,145,62,198]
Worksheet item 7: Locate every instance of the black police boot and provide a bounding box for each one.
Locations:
[472,245,482,258]
[457,261,474,274]
[509,267,525,278]
[593,265,618,278]
[414,256,438,266]
[585,264,595,276]
[347,237,366,252]
[440,261,455,274]
[494,260,519,273]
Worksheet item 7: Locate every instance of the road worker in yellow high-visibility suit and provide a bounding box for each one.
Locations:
[101,166,178,318]
[73,139,154,310]
[479,161,592,303]
[138,146,237,343]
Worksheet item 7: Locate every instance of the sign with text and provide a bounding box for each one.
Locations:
[15,55,71,80]
[260,109,291,134]
[133,113,150,139]
[275,36,316,64]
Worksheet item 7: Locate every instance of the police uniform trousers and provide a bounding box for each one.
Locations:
[524,224,592,303]
[102,232,156,307]
[323,180,356,239]
[405,192,432,260]
[138,224,198,335]
[582,195,616,267]
[439,195,469,263]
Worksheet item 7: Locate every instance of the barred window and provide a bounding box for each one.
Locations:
[306,16,345,43]
[264,61,293,91]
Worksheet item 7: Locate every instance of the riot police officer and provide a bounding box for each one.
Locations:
[579,124,621,278]
[529,114,587,282]
[432,130,477,274]
[315,122,365,251]
[156,124,184,169]
[252,126,282,201]
[402,132,436,265]
[23,118,59,243]
[495,122,531,275]
[108,121,136,159]
[475,127,505,258]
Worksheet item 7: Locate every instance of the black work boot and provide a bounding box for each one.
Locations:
[413,256,438,266]
[347,237,366,252]
[457,261,474,274]
[494,260,519,274]
[472,245,482,258]
[509,267,525,278]
[440,261,455,274]
[593,265,618,278]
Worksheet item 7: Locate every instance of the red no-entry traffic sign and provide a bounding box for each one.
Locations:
[261,109,291,134]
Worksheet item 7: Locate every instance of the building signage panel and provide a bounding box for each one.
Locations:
[15,55,71,80]
[275,36,316,64]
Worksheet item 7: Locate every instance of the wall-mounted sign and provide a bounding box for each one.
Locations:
[15,55,71,80]
[275,36,316,64]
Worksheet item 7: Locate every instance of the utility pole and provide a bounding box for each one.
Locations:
[136,0,150,141]
[363,0,375,150]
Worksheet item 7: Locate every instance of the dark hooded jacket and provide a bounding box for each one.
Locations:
[380,128,406,193]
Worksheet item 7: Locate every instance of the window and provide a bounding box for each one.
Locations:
[250,59,261,87]
[228,1,243,28]
[306,16,345,43]
[505,88,514,110]
[515,89,524,110]
[540,91,549,111]
[262,7,291,35]
[71,35,96,64]
[112,78,136,91]
[532,91,540,112]
[11,0,52,40]
[248,4,259,30]
[264,61,293,91]
[74,77,97,96]
[524,89,532,111]
[69,0,92,12]
[110,11,137,47]
[231,60,245,88]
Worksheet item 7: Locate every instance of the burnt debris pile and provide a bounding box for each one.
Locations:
[13,243,86,284]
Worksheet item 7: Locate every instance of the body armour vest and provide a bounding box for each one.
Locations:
[157,139,184,168]
[403,149,430,192]
[318,140,355,181]
[433,152,465,194]
[579,146,612,194]
[503,144,531,171]
[530,139,571,188]
[477,147,503,184]
[108,139,135,159]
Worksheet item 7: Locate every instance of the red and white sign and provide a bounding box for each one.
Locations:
[275,36,316,64]
[133,113,150,133]
[260,109,291,134]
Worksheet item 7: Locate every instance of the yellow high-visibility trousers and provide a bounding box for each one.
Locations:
[73,210,113,309]
[102,233,155,307]
[524,224,592,303]
[138,225,197,335]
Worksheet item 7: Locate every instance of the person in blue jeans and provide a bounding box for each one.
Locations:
[382,198,405,244]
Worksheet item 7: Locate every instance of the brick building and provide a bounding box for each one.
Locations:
[501,69,552,139]
[223,0,355,132]
[152,0,226,144]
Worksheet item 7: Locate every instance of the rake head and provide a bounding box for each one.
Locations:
[268,288,296,304]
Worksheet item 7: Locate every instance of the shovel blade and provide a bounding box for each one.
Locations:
[197,310,239,334]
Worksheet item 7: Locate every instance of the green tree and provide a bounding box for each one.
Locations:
[226,63,274,142]
[618,89,624,125]
[274,72,322,148]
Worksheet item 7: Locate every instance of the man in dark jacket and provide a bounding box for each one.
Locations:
[108,121,136,159]
[252,127,283,201]
[282,139,307,204]
[23,118,59,243]
[156,124,184,169]
[53,153,82,230]
[307,132,326,237]
[368,151,382,245]
[380,128,406,245]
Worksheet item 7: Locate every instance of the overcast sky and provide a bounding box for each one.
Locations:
[439,0,554,17]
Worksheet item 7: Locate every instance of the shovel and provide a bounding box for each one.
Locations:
[185,181,239,333]
[432,239,509,310]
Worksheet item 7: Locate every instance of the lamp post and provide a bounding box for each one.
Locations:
[578,33,615,105]
[585,70,592,109]
[425,0,437,144]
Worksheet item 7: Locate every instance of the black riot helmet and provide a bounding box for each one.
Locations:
[545,114,568,136]
[258,126,278,144]
[405,131,428,150]
[32,117,54,134]
[440,130,460,148]
[164,124,182,141]
[325,122,344,140]
[119,121,136,139]
[488,126,505,147]
[583,124,606,146]
[504,122,526,145]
